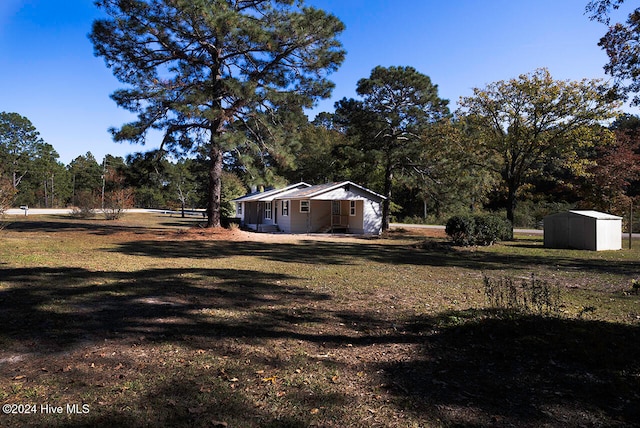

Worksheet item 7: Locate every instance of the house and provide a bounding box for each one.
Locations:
[543,210,622,251]
[233,181,386,235]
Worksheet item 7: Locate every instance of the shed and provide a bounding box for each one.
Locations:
[543,210,622,251]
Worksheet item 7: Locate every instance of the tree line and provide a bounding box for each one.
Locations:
[2,0,640,230]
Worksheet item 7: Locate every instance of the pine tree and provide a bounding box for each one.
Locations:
[90,0,345,227]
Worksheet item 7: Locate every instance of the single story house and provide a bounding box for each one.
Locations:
[543,210,622,251]
[233,181,386,235]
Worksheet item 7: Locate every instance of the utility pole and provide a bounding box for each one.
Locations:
[101,157,106,210]
[630,200,633,250]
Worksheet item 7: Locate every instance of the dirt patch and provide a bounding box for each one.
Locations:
[175,225,393,244]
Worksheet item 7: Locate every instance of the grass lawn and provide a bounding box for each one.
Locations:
[0,214,639,427]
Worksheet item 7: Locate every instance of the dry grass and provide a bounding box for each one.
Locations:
[0,214,639,427]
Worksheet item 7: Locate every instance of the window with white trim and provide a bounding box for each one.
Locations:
[350,200,356,216]
[237,202,243,215]
[300,200,310,213]
[265,202,272,219]
[282,200,289,216]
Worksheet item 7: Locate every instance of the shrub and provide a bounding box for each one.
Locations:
[445,215,477,246]
[102,188,134,220]
[70,190,98,219]
[474,214,513,244]
[446,214,512,246]
[0,174,16,217]
[483,273,561,315]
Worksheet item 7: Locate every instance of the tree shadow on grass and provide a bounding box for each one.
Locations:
[1,262,640,426]
[380,310,640,427]
[3,219,173,236]
[111,238,640,277]
[0,266,331,353]
[41,372,350,428]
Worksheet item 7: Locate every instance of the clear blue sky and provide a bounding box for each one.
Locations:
[0,0,628,165]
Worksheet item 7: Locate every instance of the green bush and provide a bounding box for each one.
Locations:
[445,214,512,246]
[445,215,477,246]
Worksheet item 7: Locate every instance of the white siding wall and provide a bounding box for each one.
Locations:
[596,220,622,250]
[261,202,276,226]
[282,200,311,233]
[277,200,291,232]
[348,200,364,234]
[235,202,244,221]
[363,200,383,235]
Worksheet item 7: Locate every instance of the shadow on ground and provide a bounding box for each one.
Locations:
[381,310,640,427]
[0,266,331,352]
[112,237,640,277]
[1,262,639,426]
[3,218,174,236]
[2,219,640,426]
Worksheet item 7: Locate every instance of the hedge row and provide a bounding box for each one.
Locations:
[445,214,512,246]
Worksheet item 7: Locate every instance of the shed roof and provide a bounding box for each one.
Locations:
[545,210,623,220]
[568,210,623,220]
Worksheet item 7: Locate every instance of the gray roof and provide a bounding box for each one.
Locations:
[233,181,386,203]
[283,181,386,201]
[233,182,310,202]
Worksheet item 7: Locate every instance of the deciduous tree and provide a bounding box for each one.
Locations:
[458,68,619,224]
[577,113,640,214]
[0,171,16,216]
[90,0,345,227]
[586,1,640,104]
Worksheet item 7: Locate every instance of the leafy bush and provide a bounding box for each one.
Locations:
[475,214,513,244]
[445,215,477,246]
[445,214,512,246]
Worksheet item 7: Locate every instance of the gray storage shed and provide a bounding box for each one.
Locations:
[543,210,622,251]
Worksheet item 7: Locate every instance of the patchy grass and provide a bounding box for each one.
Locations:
[0,215,639,427]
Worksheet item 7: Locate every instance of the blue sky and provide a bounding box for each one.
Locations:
[0,0,628,165]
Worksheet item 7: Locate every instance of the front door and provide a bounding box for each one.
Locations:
[332,200,341,229]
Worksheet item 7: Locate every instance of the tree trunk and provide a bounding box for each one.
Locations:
[206,141,223,228]
[505,184,516,240]
[50,174,55,207]
[423,198,427,219]
[381,157,393,232]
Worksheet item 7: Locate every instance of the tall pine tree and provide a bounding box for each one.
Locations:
[90,0,345,227]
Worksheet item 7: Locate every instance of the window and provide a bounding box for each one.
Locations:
[237,202,243,215]
[300,200,310,213]
[265,202,272,219]
[282,200,289,216]
[350,200,356,216]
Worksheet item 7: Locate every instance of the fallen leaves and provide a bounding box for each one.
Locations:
[261,375,277,385]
